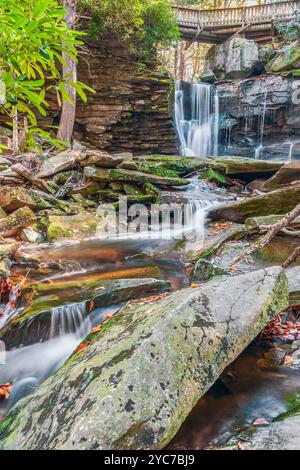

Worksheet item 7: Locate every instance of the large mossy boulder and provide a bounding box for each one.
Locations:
[262,161,300,191]
[84,166,189,187]
[204,37,262,80]
[208,184,300,223]
[0,267,288,450]
[266,41,300,73]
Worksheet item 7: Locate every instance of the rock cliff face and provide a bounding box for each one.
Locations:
[54,39,177,155]
[217,74,300,159]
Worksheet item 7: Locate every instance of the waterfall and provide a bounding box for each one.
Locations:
[255,92,267,160]
[175,80,219,158]
[50,301,91,339]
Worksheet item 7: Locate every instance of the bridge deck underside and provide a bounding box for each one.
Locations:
[179,20,287,43]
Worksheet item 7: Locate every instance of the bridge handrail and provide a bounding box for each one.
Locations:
[173,1,300,28]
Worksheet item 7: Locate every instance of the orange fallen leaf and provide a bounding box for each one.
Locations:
[190,283,198,288]
[284,355,293,365]
[75,341,90,353]
[91,324,102,334]
[0,383,12,401]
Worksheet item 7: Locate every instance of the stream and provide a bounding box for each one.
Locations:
[0,81,299,449]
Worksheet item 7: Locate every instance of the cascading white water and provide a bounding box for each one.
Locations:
[50,302,91,339]
[255,92,267,160]
[175,80,219,158]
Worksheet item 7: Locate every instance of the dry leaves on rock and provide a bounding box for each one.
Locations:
[0,383,12,401]
[75,341,90,353]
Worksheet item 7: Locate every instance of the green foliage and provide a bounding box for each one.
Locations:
[275,18,300,41]
[79,0,179,55]
[0,0,94,150]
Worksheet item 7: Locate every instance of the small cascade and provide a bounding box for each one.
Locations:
[50,302,91,339]
[288,142,295,161]
[254,92,268,160]
[175,80,219,158]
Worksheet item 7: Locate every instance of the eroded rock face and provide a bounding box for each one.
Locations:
[0,267,288,450]
[204,38,262,80]
[39,39,177,155]
[216,75,300,159]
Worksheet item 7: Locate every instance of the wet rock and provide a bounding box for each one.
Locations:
[1,278,171,345]
[245,214,300,233]
[0,267,288,450]
[214,157,282,177]
[208,185,300,223]
[37,150,86,178]
[20,227,44,244]
[0,187,51,213]
[190,222,245,262]
[0,207,36,238]
[286,266,300,307]
[42,213,102,242]
[240,414,300,450]
[84,166,189,187]
[262,161,300,191]
[205,38,262,80]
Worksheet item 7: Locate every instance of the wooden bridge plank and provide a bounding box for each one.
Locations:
[173,1,300,43]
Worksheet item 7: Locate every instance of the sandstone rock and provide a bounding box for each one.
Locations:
[0,207,36,237]
[84,166,189,186]
[266,41,300,73]
[38,150,86,178]
[0,268,288,450]
[0,187,51,213]
[208,185,300,223]
[205,38,262,80]
[80,150,123,168]
[262,161,300,190]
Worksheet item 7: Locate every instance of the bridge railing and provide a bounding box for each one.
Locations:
[173,1,300,29]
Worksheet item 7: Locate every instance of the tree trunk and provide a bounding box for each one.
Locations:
[57,0,77,144]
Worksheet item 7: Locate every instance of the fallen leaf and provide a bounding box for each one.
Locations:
[75,341,90,353]
[190,283,198,288]
[87,300,94,312]
[0,383,12,401]
[91,324,102,334]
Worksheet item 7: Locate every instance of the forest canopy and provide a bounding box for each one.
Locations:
[78,0,180,54]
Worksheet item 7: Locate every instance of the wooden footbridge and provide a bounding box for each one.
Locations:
[173,1,300,44]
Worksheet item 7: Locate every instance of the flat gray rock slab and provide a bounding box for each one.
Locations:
[0,268,289,450]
